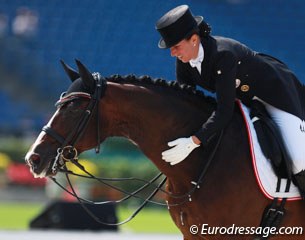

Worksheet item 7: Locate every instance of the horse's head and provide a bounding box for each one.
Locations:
[25,60,106,178]
[25,60,216,179]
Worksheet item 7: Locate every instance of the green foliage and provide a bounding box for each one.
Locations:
[78,137,161,190]
[94,157,162,202]
[0,136,31,162]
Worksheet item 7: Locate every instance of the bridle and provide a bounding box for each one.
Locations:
[40,73,224,226]
[42,72,106,174]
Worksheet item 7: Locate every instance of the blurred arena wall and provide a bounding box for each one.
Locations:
[0,0,304,134]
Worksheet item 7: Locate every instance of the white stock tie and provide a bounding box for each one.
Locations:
[189,43,204,74]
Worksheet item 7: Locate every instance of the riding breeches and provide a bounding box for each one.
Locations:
[255,97,305,174]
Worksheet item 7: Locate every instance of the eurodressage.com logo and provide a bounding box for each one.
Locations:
[189,224,303,238]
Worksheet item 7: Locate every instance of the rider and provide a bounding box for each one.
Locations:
[156,5,305,198]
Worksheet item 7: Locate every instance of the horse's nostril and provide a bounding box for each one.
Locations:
[31,153,40,161]
[29,153,41,167]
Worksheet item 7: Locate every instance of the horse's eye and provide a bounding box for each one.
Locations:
[67,101,74,107]
[66,100,83,112]
[58,100,75,110]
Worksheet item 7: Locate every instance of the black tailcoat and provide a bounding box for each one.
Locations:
[176,36,305,145]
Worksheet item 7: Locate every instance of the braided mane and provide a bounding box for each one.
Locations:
[106,74,216,105]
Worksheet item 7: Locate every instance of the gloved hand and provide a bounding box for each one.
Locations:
[162,137,200,165]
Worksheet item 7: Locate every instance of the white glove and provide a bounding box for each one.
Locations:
[162,137,200,165]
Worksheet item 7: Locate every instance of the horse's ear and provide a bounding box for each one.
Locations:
[75,59,95,90]
[60,60,79,82]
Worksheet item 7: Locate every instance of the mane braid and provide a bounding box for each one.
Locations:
[106,74,215,105]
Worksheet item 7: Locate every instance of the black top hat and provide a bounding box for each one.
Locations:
[156,5,203,49]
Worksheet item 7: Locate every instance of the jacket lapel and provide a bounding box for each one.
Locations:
[194,36,214,91]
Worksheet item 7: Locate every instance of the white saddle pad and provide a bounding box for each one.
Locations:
[237,101,301,200]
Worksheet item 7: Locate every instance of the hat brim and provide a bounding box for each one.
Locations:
[158,16,203,49]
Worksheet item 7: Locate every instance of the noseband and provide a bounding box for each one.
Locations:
[42,73,107,174]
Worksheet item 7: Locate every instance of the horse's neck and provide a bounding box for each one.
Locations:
[101,82,171,150]
[100,82,210,179]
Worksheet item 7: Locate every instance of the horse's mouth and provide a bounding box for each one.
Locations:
[26,161,48,178]
[32,166,49,178]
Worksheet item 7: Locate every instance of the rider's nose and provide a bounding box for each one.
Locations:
[170,48,176,57]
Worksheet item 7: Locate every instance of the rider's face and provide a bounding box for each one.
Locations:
[169,35,199,63]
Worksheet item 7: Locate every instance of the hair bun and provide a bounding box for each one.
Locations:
[198,20,211,37]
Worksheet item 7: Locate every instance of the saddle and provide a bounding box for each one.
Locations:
[249,100,293,180]
[249,100,294,239]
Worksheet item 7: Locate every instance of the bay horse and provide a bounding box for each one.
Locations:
[25,60,305,240]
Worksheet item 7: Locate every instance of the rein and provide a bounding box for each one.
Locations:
[41,73,224,225]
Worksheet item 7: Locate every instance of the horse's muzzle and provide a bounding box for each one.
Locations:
[25,152,52,178]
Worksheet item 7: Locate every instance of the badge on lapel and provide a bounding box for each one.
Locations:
[241,84,250,92]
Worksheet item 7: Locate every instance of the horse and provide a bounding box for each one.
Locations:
[25,60,305,240]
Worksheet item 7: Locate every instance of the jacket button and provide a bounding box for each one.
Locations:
[241,85,250,92]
